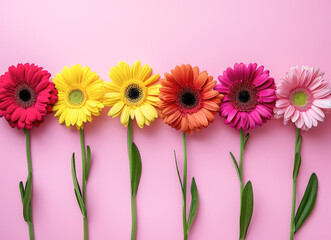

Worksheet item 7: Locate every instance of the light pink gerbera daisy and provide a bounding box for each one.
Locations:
[274,66,331,131]
[215,63,276,130]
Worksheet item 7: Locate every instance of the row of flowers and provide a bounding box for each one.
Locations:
[0,62,330,240]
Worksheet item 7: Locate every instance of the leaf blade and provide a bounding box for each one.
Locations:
[71,153,87,218]
[187,177,198,232]
[131,142,142,197]
[293,153,301,180]
[294,173,318,233]
[22,173,32,223]
[230,152,240,179]
[174,151,183,192]
[239,181,254,239]
[86,145,91,181]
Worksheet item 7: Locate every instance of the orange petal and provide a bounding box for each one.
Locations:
[165,110,181,123]
[203,100,220,111]
[195,111,209,127]
[201,108,215,122]
[194,71,208,89]
[203,90,220,100]
[181,116,189,132]
[203,78,217,92]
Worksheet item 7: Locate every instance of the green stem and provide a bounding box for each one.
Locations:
[182,132,188,240]
[128,119,137,240]
[239,128,244,198]
[290,128,300,240]
[24,129,34,240]
[80,129,88,240]
[239,128,244,240]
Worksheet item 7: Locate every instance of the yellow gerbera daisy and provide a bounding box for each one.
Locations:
[53,64,104,129]
[104,60,160,128]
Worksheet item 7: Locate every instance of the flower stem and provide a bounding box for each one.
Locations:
[128,119,137,240]
[80,129,88,240]
[239,128,244,240]
[24,129,34,240]
[290,128,300,240]
[182,132,188,240]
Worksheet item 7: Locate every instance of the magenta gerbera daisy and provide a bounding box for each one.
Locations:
[274,66,331,131]
[215,63,276,130]
[0,63,58,130]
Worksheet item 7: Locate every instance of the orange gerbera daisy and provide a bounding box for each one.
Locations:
[159,64,223,133]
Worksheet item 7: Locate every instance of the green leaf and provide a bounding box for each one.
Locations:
[293,153,301,180]
[230,152,240,179]
[239,181,254,239]
[295,136,302,153]
[131,142,142,197]
[243,133,250,149]
[71,153,87,218]
[86,145,91,181]
[187,177,198,232]
[23,173,32,223]
[174,151,183,192]
[294,173,318,233]
[19,181,25,203]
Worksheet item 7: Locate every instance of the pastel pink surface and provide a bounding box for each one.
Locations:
[0,0,330,239]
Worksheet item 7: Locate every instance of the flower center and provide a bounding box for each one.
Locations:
[125,84,143,103]
[15,85,36,108]
[228,81,258,112]
[19,89,32,102]
[181,92,196,107]
[69,89,84,105]
[292,91,307,106]
[238,90,250,103]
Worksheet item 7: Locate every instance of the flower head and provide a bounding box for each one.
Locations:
[159,64,223,134]
[103,60,160,128]
[0,63,58,130]
[215,63,276,131]
[274,66,331,130]
[53,64,104,129]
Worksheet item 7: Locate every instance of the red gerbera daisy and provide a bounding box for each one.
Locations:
[0,63,58,129]
[159,64,223,134]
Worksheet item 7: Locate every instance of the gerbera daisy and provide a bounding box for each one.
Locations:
[274,66,331,130]
[215,63,276,240]
[52,64,104,129]
[0,63,58,130]
[0,63,58,240]
[103,60,160,128]
[159,64,223,134]
[104,60,160,240]
[215,63,276,130]
[274,66,329,240]
[159,64,223,240]
[53,64,104,240]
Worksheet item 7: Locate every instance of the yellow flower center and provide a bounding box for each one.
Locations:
[293,91,307,106]
[122,80,146,106]
[67,88,86,108]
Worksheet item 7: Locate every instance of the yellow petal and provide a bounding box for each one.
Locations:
[120,105,130,126]
[140,104,158,121]
[59,109,68,124]
[144,74,159,86]
[109,66,126,84]
[107,101,124,117]
[118,61,132,80]
[137,64,152,82]
[134,107,145,128]
[131,60,141,78]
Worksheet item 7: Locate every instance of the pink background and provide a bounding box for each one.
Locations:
[1,0,331,239]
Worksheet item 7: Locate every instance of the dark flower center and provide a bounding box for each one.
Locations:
[228,81,258,112]
[238,90,250,103]
[181,92,196,107]
[125,84,143,103]
[19,89,32,102]
[128,87,140,100]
